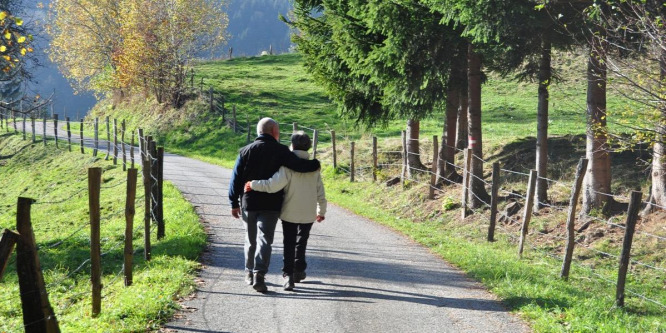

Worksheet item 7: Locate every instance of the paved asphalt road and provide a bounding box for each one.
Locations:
[28,120,530,332]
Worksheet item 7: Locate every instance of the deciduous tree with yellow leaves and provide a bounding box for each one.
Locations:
[46,0,228,107]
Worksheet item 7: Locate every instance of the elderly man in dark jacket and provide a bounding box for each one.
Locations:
[229,117,320,292]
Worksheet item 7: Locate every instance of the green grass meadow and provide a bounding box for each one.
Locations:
[0,132,206,332]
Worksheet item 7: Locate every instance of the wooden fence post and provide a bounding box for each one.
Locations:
[105,116,111,160]
[372,136,378,182]
[121,120,126,171]
[31,117,35,143]
[93,118,99,157]
[53,114,58,149]
[488,162,500,242]
[13,111,16,133]
[150,142,158,227]
[157,147,165,240]
[331,130,337,169]
[124,169,138,286]
[401,131,407,185]
[79,119,84,154]
[130,130,135,169]
[143,137,153,261]
[0,228,19,279]
[66,117,72,152]
[0,114,3,129]
[350,142,355,182]
[88,168,102,317]
[113,119,118,165]
[560,158,588,279]
[209,87,214,115]
[518,169,538,258]
[138,129,144,160]
[22,113,26,140]
[42,117,46,146]
[292,122,298,133]
[461,148,472,219]
[312,129,319,159]
[616,191,643,307]
[429,136,438,199]
[16,197,61,332]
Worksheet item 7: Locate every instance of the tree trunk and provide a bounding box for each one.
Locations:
[456,83,468,150]
[406,119,426,177]
[650,47,666,210]
[467,44,490,208]
[437,75,461,185]
[535,37,552,211]
[582,32,612,215]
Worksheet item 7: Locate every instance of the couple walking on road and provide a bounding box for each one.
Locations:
[228,118,327,292]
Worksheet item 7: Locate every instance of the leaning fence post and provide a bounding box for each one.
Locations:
[124,168,138,286]
[113,119,118,165]
[488,162,501,242]
[331,130,337,169]
[88,167,102,317]
[0,229,19,279]
[350,142,355,182]
[616,191,642,307]
[518,169,538,258]
[121,120,126,171]
[429,136,439,199]
[461,148,472,219]
[16,197,61,332]
[312,129,319,159]
[372,136,378,182]
[560,158,589,279]
[53,114,59,149]
[157,147,165,240]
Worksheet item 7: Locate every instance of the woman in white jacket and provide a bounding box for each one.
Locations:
[244,131,327,291]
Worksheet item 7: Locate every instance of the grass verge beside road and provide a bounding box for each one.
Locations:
[0,133,206,332]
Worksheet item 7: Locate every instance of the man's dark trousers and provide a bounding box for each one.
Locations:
[243,210,280,275]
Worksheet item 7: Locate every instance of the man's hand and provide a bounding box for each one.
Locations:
[316,215,325,222]
[244,181,252,193]
[231,208,241,219]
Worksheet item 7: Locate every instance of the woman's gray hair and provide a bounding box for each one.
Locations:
[291,131,312,151]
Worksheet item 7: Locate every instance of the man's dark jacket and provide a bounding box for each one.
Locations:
[228,134,320,211]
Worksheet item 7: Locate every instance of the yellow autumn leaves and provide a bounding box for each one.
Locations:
[46,0,228,103]
[0,10,33,73]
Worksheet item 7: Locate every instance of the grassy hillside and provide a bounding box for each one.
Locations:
[89,53,665,332]
[0,133,206,332]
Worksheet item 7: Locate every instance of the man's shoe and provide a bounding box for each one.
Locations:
[253,273,267,292]
[244,271,253,285]
[283,274,295,291]
[293,271,306,283]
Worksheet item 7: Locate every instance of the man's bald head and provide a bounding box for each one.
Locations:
[257,117,279,140]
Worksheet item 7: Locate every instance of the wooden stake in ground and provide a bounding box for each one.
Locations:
[488,162,500,242]
[93,118,99,157]
[560,158,588,279]
[124,169,138,286]
[312,129,319,160]
[130,131,135,169]
[22,114,26,140]
[461,148,472,219]
[0,228,19,279]
[105,116,110,160]
[518,169,538,258]
[79,118,86,154]
[16,197,61,333]
[53,114,59,149]
[66,117,72,152]
[372,136,378,182]
[293,122,298,133]
[121,120,127,171]
[88,168,102,317]
[143,137,152,261]
[42,117,46,146]
[401,131,407,185]
[429,136,438,200]
[331,130,337,169]
[616,191,642,307]
[157,147,165,239]
[113,119,118,165]
[350,142,355,182]
[31,117,35,143]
